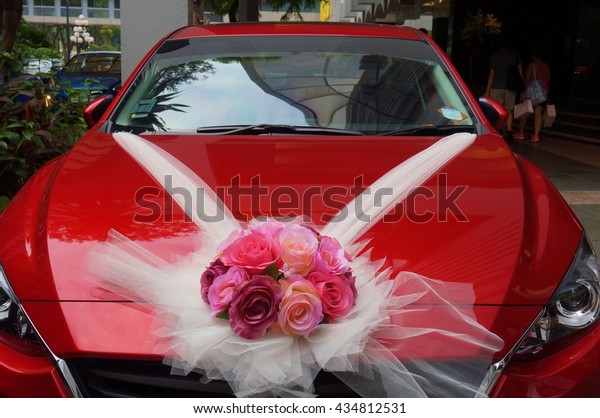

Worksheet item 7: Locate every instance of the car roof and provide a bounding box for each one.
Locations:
[74,51,121,55]
[26,58,52,63]
[171,22,426,41]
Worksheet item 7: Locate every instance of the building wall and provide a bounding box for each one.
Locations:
[121,0,189,79]
[22,0,121,25]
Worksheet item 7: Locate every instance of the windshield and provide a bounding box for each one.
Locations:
[63,53,121,74]
[111,36,475,135]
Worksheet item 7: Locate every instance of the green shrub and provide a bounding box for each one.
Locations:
[1,52,88,205]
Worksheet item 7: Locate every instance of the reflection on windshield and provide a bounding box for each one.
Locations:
[112,36,474,134]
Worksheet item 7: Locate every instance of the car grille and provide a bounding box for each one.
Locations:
[67,358,360,398]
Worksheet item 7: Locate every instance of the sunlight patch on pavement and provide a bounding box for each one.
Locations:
[560,191,600,205]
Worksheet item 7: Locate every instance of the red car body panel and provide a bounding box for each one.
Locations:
[0,23,596,397]
[7,133,581,305]
[492,325,600,397]
[1,131,584,387]
[0,342,66,397]
[170,22,425,40]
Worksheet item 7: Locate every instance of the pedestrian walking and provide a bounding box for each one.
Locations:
[484,37,524,141]
[515,47,551,142]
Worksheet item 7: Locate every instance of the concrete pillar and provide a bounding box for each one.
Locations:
[121,0,189,79]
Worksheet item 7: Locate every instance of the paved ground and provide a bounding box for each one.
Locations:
[510,136,600,253]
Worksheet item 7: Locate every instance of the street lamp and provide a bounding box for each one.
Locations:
[64,0,70,61]
[69,14,94,54]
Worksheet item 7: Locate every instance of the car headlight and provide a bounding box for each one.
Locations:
[1,264,83,396]
[0,264,45,355]
[514,235,600,359]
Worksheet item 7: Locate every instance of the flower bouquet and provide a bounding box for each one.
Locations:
[201,221,357,339]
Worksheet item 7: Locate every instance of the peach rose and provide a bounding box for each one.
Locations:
[275,275,323,337]
[277,224,318,276]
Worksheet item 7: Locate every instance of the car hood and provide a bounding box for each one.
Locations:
[17,131,582,358]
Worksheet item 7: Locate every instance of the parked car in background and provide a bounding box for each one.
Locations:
[24,59,52,74]
[1,23,599,398]
[54,51,121,99]
[23,58,65,75]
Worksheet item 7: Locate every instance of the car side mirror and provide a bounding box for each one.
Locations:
[478,96,509,132]
[83,94,114,128]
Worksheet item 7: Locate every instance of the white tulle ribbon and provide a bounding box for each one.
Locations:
[87,132,504,397]
[113,132,241,247]
[321,132,477,248]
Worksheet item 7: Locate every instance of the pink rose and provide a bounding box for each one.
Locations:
[216,229,247,255]
[274,275,324,337]
[250,219,284,237]
[277,224,318,276]
[308,271,356,320]
[229,275,284,339]
[314,236,351,275]
[200,259,229,303]
[221,230,281,274]
[207,266,249,316]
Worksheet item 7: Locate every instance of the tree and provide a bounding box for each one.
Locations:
[0,0,22,53]
[205,0,318,22]
[98,26,121,50]
[266,0,319,21]
[13,19,62,61]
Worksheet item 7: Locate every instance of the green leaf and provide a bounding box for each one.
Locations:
[6,122,27,129]
[31,135,45,149]
[13,165,28,178]
[261,262,280,280]
[216,310,230,321]
[0,140,7,149]
[0,131,21,143]
[0,196,9,213]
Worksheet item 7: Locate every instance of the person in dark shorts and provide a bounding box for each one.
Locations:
[484,38,524,141]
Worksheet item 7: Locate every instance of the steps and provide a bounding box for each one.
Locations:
[544,106,600,145]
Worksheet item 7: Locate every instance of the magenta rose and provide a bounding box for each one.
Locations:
[207,266,249,316]
[277,224,319,276]
[342,271,358,299]
[308,271,356,320]
[314,236,352,275]
[229,275,284,339]
[274,275,324,337]
[200,259,229,303]
[221,230,282,274]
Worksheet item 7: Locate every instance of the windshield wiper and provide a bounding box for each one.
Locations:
[378,125,475,136]
[195,124,363,136]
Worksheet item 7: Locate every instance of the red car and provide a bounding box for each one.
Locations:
[1,23,599,398]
